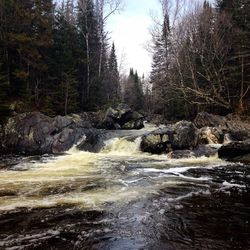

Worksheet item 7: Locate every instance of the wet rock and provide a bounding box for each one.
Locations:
[141,121,198,154]
[168,150,195,159]
[100,104,144,130]
[218,140,250,164]
[168,145,218,159]
[140,129,171,154]
[0,112,96,155]
[198,127,224,144]
[76,129,108,153]
[69,113,97,128]
[195,112,250,142]
[172,121,198,149]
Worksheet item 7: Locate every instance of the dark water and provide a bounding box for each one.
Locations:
[0,137,250,249]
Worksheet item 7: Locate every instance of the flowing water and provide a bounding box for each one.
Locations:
[0,129,250,249]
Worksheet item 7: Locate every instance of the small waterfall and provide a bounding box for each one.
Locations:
[101,137,142,155]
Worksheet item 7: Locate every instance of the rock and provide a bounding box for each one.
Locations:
[195,112,250,143]
[168,145,219,159]
[121,119,144,130]
[0,112,96,155]
[218,140,250,164]
[76,129,108,153]
[168,150,195,159]
[141,129,171,154]
[172,121,198,149]
[194,112,227,128]
[100,104,144,130]
[225,114,250,141]
[198,127,224,144]
[141,121,198,154]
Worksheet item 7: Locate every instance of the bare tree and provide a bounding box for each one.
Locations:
[171,4,234,110]
[95,0,123,78]
[78,0,91,103]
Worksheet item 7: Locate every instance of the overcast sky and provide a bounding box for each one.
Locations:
[107,0,159,76]
[107,0,214,76]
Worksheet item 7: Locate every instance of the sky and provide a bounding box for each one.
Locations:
[107,0,214,77]
[107,0,159,76]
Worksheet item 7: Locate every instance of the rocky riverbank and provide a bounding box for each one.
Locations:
[0,107,249,163]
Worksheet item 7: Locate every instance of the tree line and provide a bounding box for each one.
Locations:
[149,0,250,119]
[0,0,123,122]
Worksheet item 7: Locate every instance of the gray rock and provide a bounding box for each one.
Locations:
[194,112,227,128]
[168,145,218,159]
[100,103,144,130]
[0,112,96,155]
[218,139,250,164]
[198,127,224,144]
[141,121,198,154]
[195,112,250,143]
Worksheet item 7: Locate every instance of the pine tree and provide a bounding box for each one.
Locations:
[123,68,144,110]
[133,70,144,110]
[46,3,79,116]
[0,0,54,111]
[150,12,172,116]
[107,42,120,103]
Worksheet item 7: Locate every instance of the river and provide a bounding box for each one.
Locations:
[0,129,249,249]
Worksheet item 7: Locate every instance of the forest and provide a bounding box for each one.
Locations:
[149,0,250,119]
[0,0,249,123]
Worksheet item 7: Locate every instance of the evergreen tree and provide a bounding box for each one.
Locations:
[0,0,54,111]
[46,3,79,115]
[150,12,173,117]
[107,42,120,104]
[123,68,144,110]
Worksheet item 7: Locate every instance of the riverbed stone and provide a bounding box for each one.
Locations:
[195,112,250,142]
[218,139,250,164]
[141,121,198,154]
[198,127,225,144]
[100,104,144,130]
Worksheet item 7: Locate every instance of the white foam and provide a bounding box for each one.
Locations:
[168,190,211,202]
[222,181,246,189]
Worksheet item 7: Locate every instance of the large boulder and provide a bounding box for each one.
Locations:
[195,112,250,143]
[168,145,218,159]
[141,121,198,154]
[198,127,225,144]
[0,112,95,155]
[100,104,144,130]
[218,140,250,164]
[194,112,227,128]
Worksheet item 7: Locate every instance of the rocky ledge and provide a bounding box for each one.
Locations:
[0,104,144,155]
[141,112,250,163]
[141,121,198,154]
[218,140,250,164]
[0,109,249,164]
[98,103,144,130]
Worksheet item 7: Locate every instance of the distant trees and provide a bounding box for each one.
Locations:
[0,0,121,122]
[122,68,144,111]
[107,42,120,103]
[216,0,250,114]
[149,0,250,119]
[0,0,54,117]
